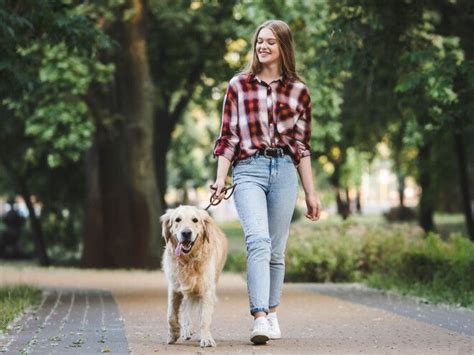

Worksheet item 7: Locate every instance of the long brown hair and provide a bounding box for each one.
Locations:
[242,20,304,83]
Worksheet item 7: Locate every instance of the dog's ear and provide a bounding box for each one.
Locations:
[160,209,174,243]
[199,210,213,244]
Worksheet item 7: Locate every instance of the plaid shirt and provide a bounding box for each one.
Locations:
[213,73,312,166]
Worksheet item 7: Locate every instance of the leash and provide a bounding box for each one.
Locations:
[204,183,237,211]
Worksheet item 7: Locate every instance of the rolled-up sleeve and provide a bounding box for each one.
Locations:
[213,82,240,162]
[294,88,312,158]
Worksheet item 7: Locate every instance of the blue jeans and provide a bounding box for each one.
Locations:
[232,153,298,315]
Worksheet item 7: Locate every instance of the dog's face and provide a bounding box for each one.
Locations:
[160,205,210,256]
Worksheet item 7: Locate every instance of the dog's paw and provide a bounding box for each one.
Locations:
[180,327,193,341]
[167,332,180,344]
[200,336,216,348]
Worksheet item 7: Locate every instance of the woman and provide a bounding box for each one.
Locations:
[212,19,321,345]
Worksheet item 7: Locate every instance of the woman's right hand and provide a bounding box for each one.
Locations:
[211,178,226,202]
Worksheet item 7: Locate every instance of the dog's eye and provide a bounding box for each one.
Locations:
[175,217,181,223]
[192,218,198,223]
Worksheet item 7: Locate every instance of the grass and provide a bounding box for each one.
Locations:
[366,273,474,307]
[218,213,474,308]
[0,285,41,332]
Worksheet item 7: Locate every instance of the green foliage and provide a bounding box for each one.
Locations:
[146,0,238,111]
[167,106,214,193]
[3,42,113,167]
[284,221,473,307]
[0,1,114,263]
[0,1,113,171]
[221,217,473,307]
[0,285,41,332]
[224,251,247,273]
[368,233,474,307]
[284,221,416,282]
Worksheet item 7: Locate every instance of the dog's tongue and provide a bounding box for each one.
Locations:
[175,243,183,256]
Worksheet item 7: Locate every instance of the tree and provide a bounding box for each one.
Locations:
[146,0,238,209]
[0,0,110,265]
[82,0,161,268]
[432,0,474,239]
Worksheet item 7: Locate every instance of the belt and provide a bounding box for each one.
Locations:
[256,146,292,158]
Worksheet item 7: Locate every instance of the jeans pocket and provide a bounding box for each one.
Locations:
[283,154,294,164]
[235,156,254,166]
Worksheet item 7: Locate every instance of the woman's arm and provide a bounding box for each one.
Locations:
[212,81,239,199]
[212,156,232,199]
[297,156,321,221]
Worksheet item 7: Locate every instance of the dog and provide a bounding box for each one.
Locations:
[160,205,228,347]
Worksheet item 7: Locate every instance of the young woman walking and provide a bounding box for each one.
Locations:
[212,19,321,345]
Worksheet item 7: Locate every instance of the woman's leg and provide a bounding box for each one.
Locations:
[267,156,298,310]
[233,177,271,316]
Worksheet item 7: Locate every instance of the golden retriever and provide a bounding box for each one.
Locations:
[160,205,228,347]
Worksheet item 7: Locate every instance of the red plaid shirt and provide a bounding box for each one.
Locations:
[213,73,312,166]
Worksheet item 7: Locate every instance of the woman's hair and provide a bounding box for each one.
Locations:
[242,19,304,82]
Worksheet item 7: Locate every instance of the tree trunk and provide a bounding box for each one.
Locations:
[345,187,351,215]
[82,139,105,267]
[397,173,405,208]
[154,110,174,209]
[18,180,50,266]
[82,0,162,268]
[418,142,435,233]
[356,188,362,214]
[393,119,406,208]
[394,150,406,208]
[453,127,474,240]
[330,158,350,219]
[436,0,474,239]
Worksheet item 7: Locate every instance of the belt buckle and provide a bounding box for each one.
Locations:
[263,147,283,158]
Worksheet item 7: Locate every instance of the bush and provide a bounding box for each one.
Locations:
[291,206,303,223]
[285,221,422,282]
[383,206,417,222]
[369,233,474,306]
[224,251,246,272]
[284,221,474,307]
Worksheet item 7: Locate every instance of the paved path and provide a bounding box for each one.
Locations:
[300,283,474,336]
[1,288,128,354]
[0,267,472,354]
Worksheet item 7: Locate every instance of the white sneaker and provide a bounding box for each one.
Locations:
[250,317,270,345]
[267,313,281,339]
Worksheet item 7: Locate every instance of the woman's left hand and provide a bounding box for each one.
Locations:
[304,192,321,221]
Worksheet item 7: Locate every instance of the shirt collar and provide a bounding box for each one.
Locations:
[248,73,287,87]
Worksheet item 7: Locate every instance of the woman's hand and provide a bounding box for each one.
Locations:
[304,192,321,221]
[211,178,226,202]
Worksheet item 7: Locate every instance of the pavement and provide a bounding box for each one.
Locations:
[0,266,472,354]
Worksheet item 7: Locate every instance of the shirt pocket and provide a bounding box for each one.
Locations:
[277,103,298,124]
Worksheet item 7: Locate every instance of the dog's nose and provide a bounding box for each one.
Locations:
[181,229,192,240]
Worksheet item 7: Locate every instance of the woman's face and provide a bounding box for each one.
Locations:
[256,27,280,67]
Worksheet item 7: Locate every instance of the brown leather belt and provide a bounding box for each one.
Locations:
[257,146,292,158]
